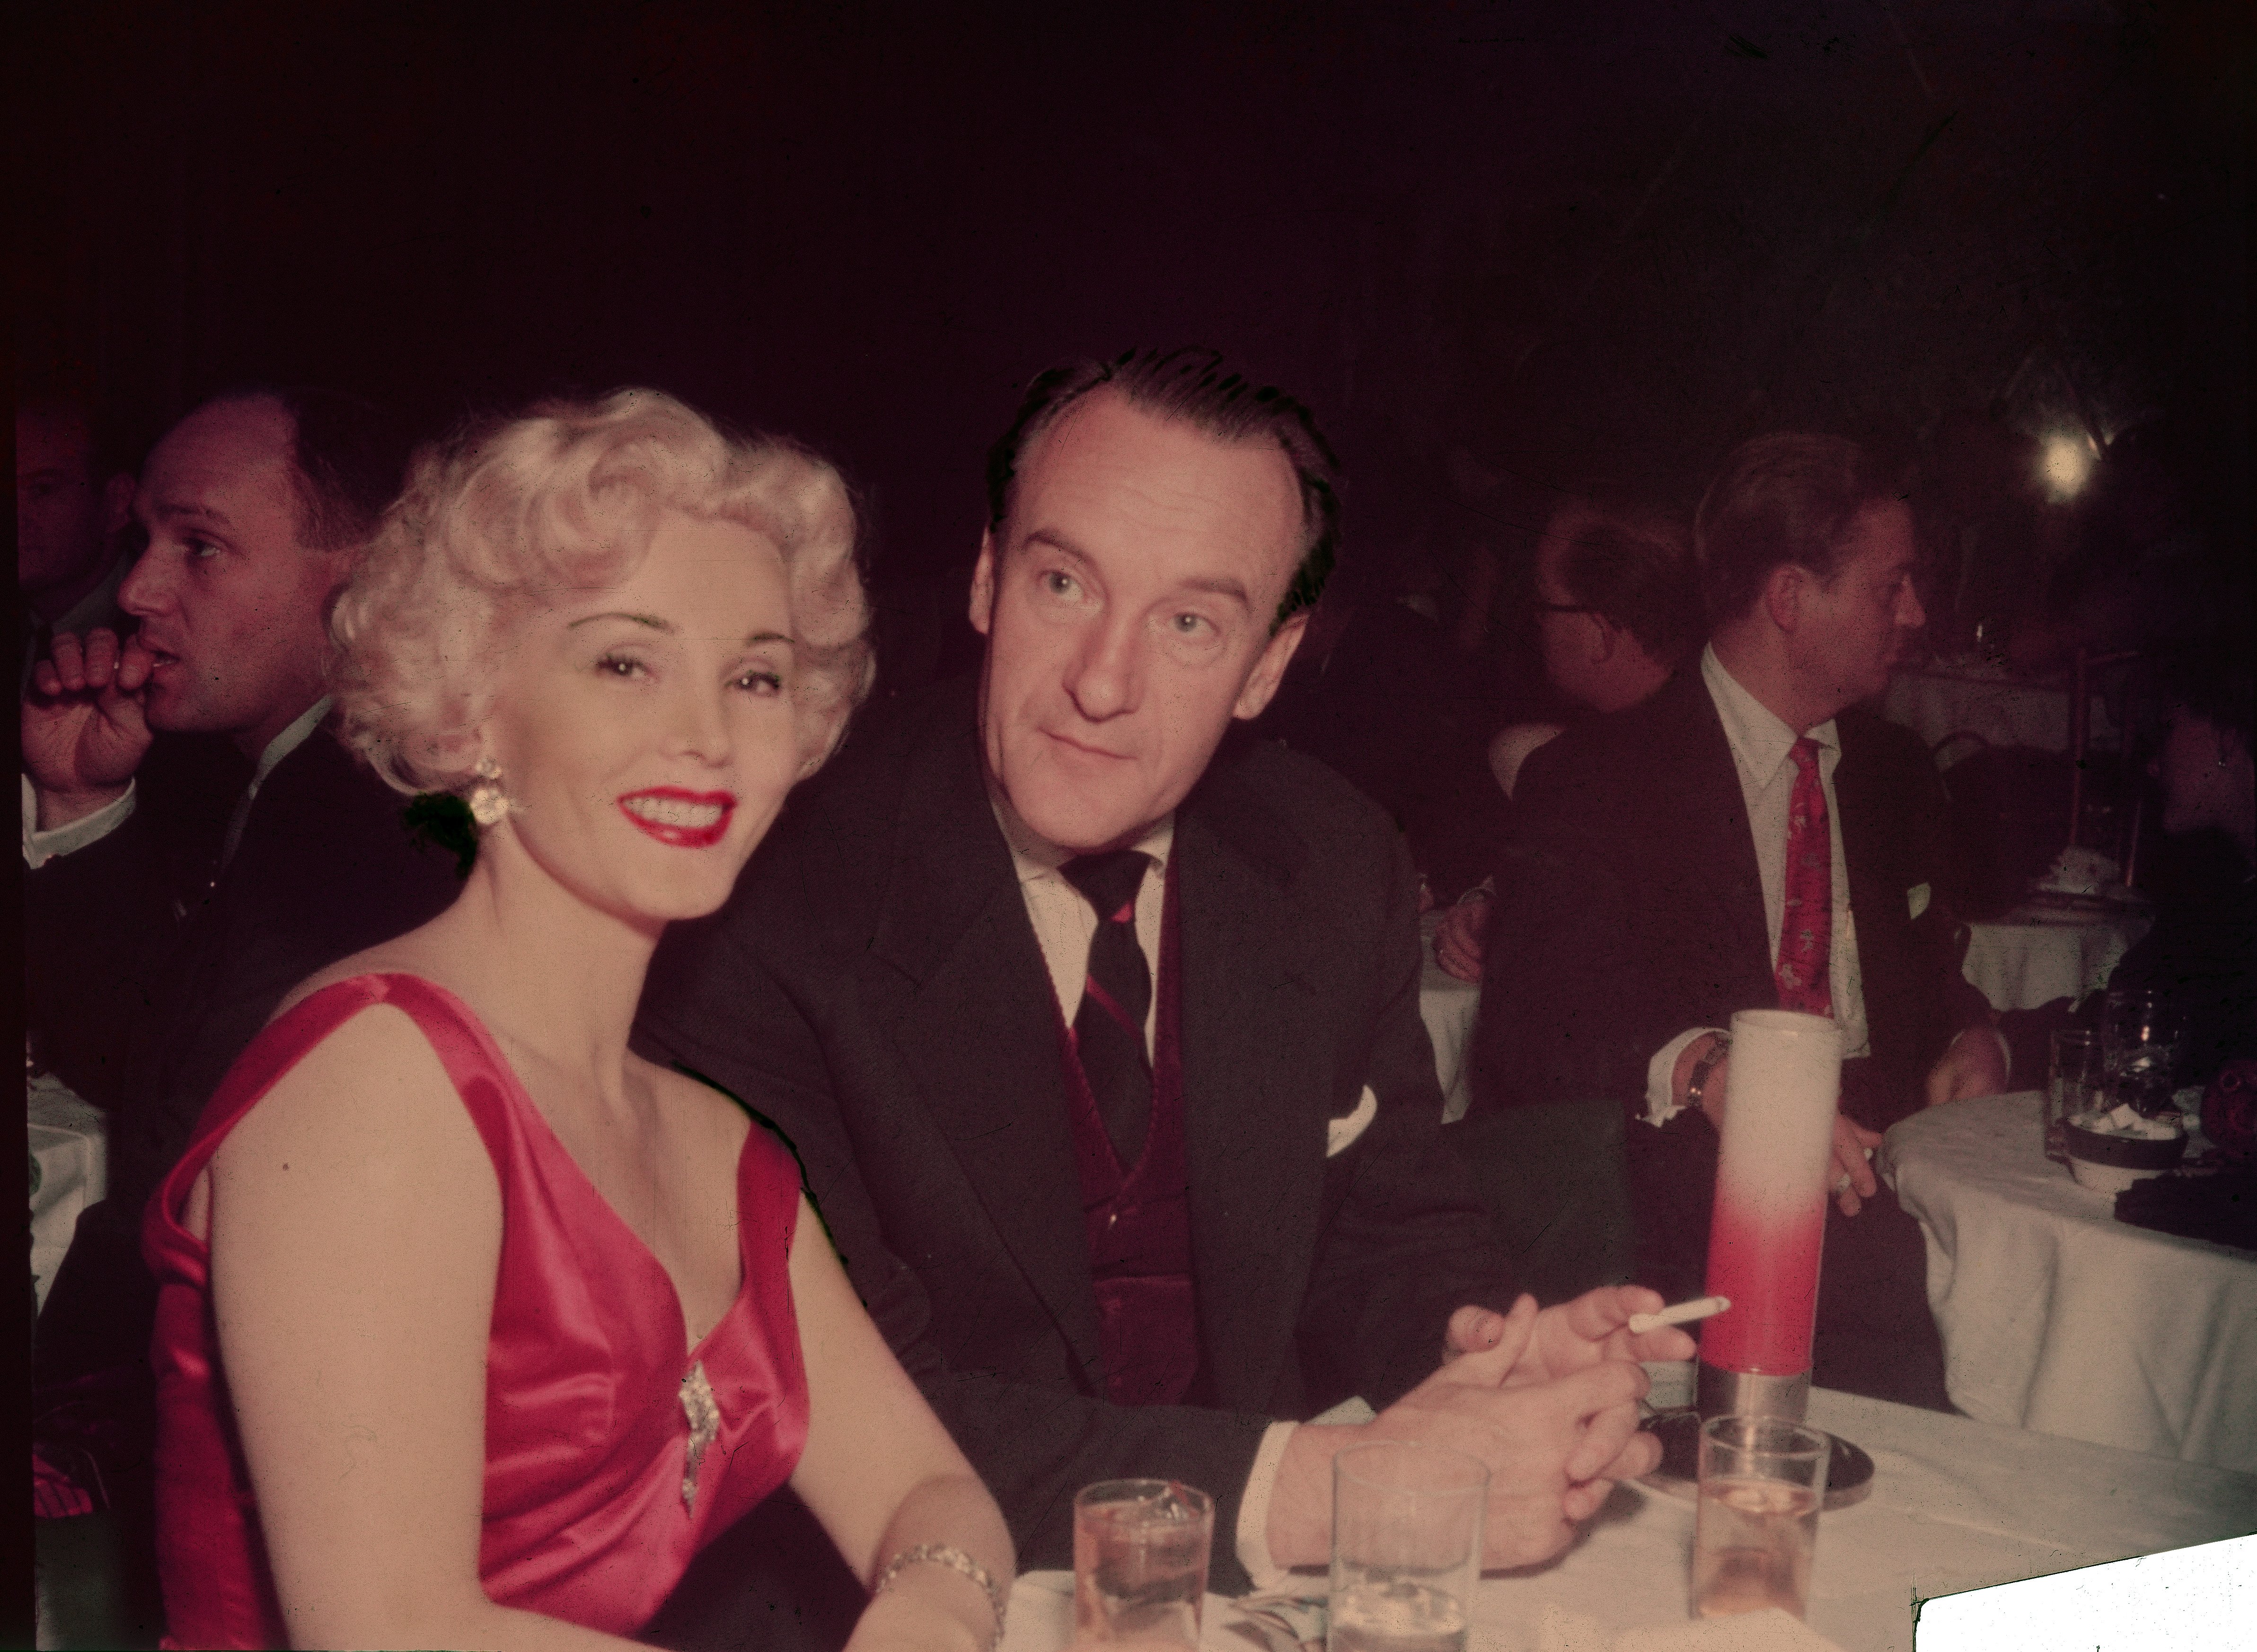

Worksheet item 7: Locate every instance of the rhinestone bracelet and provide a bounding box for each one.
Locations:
[873,1543,1008,1648]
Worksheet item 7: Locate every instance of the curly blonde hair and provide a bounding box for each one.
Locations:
[332,388,873,798]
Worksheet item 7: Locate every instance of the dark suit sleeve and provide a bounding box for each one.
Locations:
[1468,738,1678,1119]
[1294,824,1522,1408]
[637,899,1280,1589]
[24,803,179,1113]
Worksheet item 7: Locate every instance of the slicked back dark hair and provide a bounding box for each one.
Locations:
[201,383,414,554]
[984,346,1341,629]
[1694,432,1912,625]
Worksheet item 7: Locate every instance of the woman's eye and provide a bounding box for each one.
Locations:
[734,669,784,694]
[595,653,646,679]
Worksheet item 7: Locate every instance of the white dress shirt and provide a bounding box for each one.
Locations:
[989,790,1297,1588]
[1642,648,1868,1125]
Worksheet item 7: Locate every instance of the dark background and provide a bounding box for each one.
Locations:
[18,0,2248,617]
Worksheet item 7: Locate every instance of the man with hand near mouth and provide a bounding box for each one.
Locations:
[640,348,1689,1634]
[26,387,458,1573]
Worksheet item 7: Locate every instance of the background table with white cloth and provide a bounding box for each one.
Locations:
[1000,1385,2257,1652]
[29,1070,107,1317]
[1960,897,2152,1012]
[1881,663,2117,755]
[1883,1090,2257,1474]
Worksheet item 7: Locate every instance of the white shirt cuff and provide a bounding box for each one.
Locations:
[1234,1421,1299,1592]
[1644,1027,1723,1127]
[22,774,135,870]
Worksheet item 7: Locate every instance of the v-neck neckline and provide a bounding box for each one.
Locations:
[382,973,757,1362]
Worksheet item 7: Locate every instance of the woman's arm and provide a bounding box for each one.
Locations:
[208,1004,646,1652]
[786,1195,1016,1652]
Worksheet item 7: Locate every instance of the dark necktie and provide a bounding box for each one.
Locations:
[1063,851,1154,1166]
[1775,737,1834,1018]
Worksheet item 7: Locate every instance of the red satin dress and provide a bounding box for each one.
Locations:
[143,974,811,1649]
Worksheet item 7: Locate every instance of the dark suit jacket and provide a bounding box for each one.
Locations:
[638,678,1516,1585]
[1467,669,1986,1289]
[30,726,462,1380]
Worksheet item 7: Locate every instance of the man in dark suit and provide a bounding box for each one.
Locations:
[26,388,459,1621]
[639,348,1690,1606]
[1468,432,2007,1409]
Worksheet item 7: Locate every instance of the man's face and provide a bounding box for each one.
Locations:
[17,408,124,597]
[970,391,1309,852]
[1788,500,1926,714]
[119,396,351,756]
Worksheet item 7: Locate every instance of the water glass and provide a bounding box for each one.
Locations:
[2045,1028,2102,1164]
[1073,1479,1212,1645]
[1691,1415,1831,1621]
[2101,989,2186,1118]
[1328,1441,1487,1652]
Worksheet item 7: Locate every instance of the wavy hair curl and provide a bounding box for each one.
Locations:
[331,388,872,799]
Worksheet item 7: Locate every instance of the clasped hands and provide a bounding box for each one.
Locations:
[1266,1288,1693,1571]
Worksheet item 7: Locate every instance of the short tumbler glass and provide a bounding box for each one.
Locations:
[1072,1479,1212,1646]
[1328,1441,1487,1652]
[1691,1415,1831,1622]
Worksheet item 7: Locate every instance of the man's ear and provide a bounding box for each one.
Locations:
[968,532,998,637]
[1232,610,1309,721]
[101,473,135,536]
[1587,614,1621,664]
[1761,562,1806,634]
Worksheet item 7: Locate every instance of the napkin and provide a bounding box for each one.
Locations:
[1536,1604,1847,1652]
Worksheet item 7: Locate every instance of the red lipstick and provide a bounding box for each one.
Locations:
[617,787,735,849]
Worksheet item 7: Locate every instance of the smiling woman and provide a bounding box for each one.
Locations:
[137,392,1016,1652]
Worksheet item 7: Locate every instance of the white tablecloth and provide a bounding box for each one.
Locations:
[29,1073,107,1316]
[1960,901,2152,1011]
[1884,1091,2257,1473]
[1420,912,1481,1123]
[1881,666,2117,755]
[1003,1388,2257,1652]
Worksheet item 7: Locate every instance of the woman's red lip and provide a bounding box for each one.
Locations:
[617,790,735,849]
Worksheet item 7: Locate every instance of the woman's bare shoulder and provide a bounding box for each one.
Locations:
[218,996,480,1181]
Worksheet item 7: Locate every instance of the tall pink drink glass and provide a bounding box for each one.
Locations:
[1699,1011,1842,1387]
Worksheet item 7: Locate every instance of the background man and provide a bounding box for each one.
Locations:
[1467,432,2005,1409]
[27,387,459,1603]
[18,387,139,690]
[1438,495,1700,980]
[639,348,1687,1619]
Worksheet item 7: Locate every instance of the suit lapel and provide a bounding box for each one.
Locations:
[1174,755,1325,1407]
[1652,673,1772,977]
[864,708,1106,1380]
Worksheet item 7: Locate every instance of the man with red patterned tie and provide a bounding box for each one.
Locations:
[639,349,1695,1629]
[1467,432,2007,1411]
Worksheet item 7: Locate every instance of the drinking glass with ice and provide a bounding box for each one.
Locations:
[1327,1442,1487,1652]
[1073,1479,1213,1646]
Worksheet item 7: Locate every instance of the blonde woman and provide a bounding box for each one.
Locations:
[144,391,1013,1650]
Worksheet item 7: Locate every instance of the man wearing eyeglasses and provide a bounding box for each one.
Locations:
[1465,432,2006,1410]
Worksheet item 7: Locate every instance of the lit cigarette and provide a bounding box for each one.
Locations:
[1628,1295,1731,1335]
